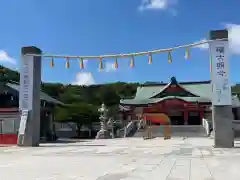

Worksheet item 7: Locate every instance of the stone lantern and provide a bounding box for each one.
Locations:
[95,103,111,139]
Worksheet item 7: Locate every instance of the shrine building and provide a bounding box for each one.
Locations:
[0,82,63,144]
[119,77,240,125]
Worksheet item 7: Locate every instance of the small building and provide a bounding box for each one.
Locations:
[0,82,63,144]
[119,77,240,125]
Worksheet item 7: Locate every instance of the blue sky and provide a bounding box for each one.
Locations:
[0,0,240,85]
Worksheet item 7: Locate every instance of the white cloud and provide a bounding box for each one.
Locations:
[105,62,117,72]
[0,50,16,64]
[226,24,240,54]
[195,39,209,49]
[72,72,96,86]
[196,24,240,55]
[138,0,178,11]
[97,62,117,73]
[83,59,88,64]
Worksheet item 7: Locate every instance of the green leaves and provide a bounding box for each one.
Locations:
[55,103,99,125]
[51,83,139,126]
[0,65,141,127]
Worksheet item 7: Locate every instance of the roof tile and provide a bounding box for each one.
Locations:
[6,83,63,105]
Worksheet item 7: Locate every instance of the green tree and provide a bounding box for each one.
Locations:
[41,83,64,99]
[0,65,20,83]
[0,65,142,138]
[100,86,120,107]
[55,103,99,136]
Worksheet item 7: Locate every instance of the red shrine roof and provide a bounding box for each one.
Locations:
[120,77,239,106]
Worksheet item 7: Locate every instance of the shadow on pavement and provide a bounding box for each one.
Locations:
[40,138,107,148]
[39,144,106,147]
[41,138,89,144]
[40,144,107,148]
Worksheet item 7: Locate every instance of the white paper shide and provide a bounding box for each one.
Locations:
[18,110,29,135]
[210,41,232,105]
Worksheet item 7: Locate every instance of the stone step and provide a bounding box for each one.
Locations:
[134,125,206,138]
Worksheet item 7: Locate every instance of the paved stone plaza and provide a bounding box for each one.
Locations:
[1,138,240,179]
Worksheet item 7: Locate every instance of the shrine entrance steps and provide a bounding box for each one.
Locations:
[134,125,207,138]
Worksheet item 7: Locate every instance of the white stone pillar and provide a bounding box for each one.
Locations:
[210,30,234,148]
[18,46,42,147]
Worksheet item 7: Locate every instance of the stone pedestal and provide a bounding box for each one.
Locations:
[95,129,111,139]
[212,106,234,148]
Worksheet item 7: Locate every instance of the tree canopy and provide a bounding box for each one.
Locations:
[1,65,240,127]
[0,65,139,127]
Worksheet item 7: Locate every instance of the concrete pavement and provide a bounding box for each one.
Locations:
[1,137,240,179]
